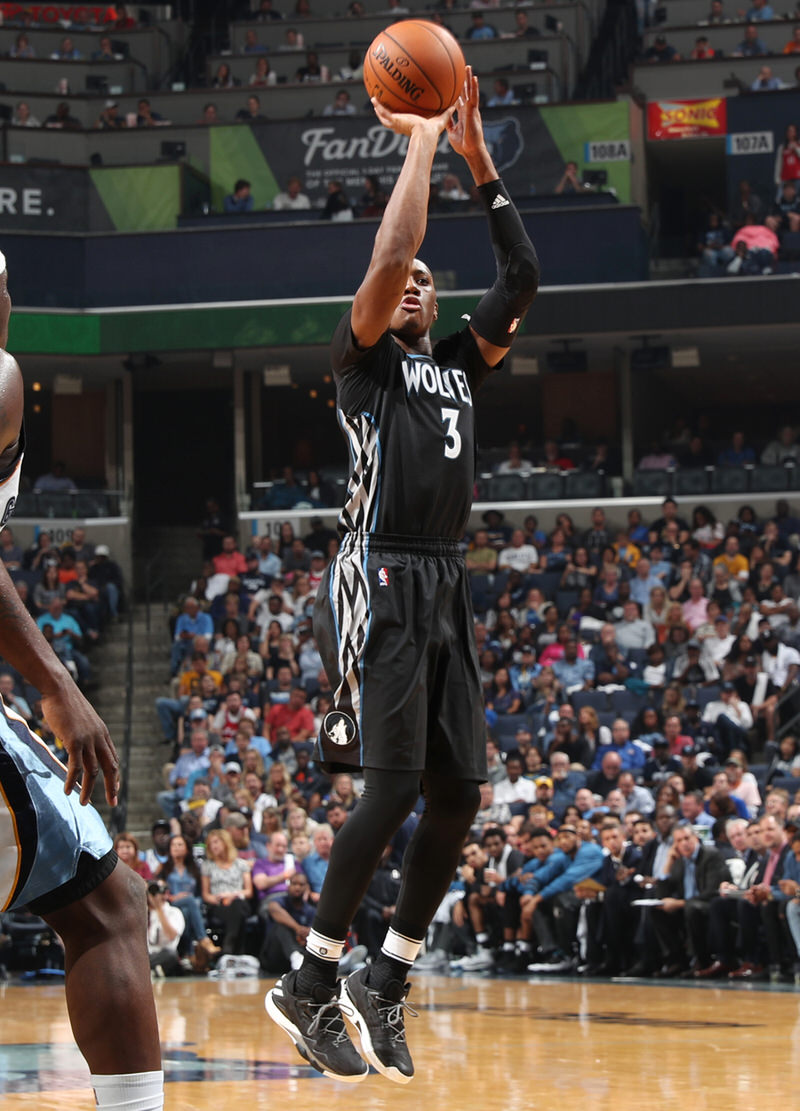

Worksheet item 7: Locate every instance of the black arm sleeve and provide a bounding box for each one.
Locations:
[469,178,540,349]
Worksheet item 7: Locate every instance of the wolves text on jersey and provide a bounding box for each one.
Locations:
[401,358,473,407]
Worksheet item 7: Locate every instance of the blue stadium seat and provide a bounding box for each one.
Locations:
[711,467,748,494]
[627,648,649,670]
[486,474,526,501]
[563,471,606,500]
[571,689,608,713]
[527,473,564,500]
[610,689,648,716]
[633,471,673,497]
[470,574,490,612]
[526,572,562,599]
[749,465,789,493]
[556,590,579,617]
[494,714,526,751]
[694,685,720,708]
[674,469,710,496]
[597,711,616,731]
[768,775,798,795]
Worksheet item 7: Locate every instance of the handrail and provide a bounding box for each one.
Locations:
[109,600,134,835]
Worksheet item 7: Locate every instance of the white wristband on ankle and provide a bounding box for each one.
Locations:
[90,1070,164,1110]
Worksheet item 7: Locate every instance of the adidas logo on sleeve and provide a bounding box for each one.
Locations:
[491,194,510,210]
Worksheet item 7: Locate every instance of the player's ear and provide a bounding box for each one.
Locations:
[433,300,438,321]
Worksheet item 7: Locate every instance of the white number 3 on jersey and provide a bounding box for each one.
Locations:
[441,407,462,460]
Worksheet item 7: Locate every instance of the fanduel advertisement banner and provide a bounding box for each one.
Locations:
[209,102,632,210]
[647,98,727,141]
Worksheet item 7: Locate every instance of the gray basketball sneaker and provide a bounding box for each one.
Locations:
[340,967,417,1084]
[265,971,369,1083]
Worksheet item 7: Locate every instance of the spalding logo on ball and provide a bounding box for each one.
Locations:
[364,19,467,119]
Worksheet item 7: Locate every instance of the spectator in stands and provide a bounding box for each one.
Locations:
[171,597,214,675]
[705,0,726,21]
[134,97,164,127]
[378,0,409,13]
[357,176,388,217]
[644,34,681,62]
[214,534,248,576]
[783,26,800,52]
[52,36,81,59]
[236,95,267,122]
[199,103,220,125]
[323,89,356,116]
[751,66,783,90]
[498,529,539,574]
[496,441,533,474]
[34,461,77,492]
[615,600,655,650]
[279,27,305,50]
[733,24,769,55]
[258,0,284,20]
[212,62,237,89]
[761,424,800,464]
[555,161,587,195]
[11,101,40,127]
[243,28,266,53]
[201,828,254,956]
[94,100,126,129]
[690,35,716,59]
[250,57,277,87]
[224,179,255,214]
[731,179,764,227]
[487,78,518,107]
[116,4,136,29]
[272,176,311,210]
[295,50,330,82]
[439,174,470,201]
[37,595,88,682]
[717,430,756,466]
[44,102,81,130]
[92,35,116,60]
[467,11,498,39]
[741,0,774,20]
[698,211,733,269]
[10,32,35,58]
[321,179,352,221]
[512,11,540,39]
[768,181,800,233]
[337,48,363,81]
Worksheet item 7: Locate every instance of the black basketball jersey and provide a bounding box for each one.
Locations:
[330,309,497,539]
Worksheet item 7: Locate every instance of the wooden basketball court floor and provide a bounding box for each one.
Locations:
[2,972,799,1109]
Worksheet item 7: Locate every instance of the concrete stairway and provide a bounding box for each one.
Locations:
[91,600,173,840]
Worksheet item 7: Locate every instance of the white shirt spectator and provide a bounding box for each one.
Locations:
[762,643,800,687]
[498,543,538,574]
[273,190,311,211]
[147,903,184,955]
[492,775,537,806]
[703,632,736,666]
[702,698,753,730]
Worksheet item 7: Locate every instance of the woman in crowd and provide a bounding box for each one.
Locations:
[539,527,572,573]
[212,62,237,88]
[201,829,253,955]
[560,545,596,591]
[289,573,314,620]
[660,681,686,722]
[266,632,301,679]
[114,832,152,880]
[33,562,64,614]
[267,762,294,818]
[767,735,800,782]
[691,505,724,548]
[645,585,670,639]
[250,56,277,86]
[277,521,296,559]
[576,705,610,757]
[760,519,792,570]
[157,833,206,947]
[725,750,762,817]
[486,666,522,716]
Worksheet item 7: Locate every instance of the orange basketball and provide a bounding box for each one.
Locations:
[363,19,466,119]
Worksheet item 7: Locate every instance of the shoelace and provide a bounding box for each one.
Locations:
[306,997,355,1046]
[369,991,419,1044]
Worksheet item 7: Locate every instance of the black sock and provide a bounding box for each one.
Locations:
[367,952,413,993]
[296,950,339,995]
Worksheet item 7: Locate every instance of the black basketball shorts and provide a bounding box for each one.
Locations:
[313,532,488,781]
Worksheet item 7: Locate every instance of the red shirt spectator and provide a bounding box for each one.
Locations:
[267,688,315,741]
[213,534,249,576]
[731,223,779,257]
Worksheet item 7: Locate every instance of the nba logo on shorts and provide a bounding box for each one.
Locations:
[378,567,389,587]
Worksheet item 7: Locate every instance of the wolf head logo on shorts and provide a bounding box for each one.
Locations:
[378,566,389,587]
[323,711,357,747]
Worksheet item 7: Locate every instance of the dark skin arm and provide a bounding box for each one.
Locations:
[0,347,119,806]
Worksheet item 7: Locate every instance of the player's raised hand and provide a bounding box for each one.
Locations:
[447,66,485,159]
[42,684,120,806]
[371,96,455,138]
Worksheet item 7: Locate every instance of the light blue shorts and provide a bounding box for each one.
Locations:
[0,697,113,913]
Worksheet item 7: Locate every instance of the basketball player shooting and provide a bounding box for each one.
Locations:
[266,67,539,1084]
[0,255,163,1110]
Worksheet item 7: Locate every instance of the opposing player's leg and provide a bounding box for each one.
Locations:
[265,767,421,1082]
[341,772,480,1084]
[41,862,163,1108]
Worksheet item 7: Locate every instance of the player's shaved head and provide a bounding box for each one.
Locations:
[0,351,23,456]
[0,252,9,350]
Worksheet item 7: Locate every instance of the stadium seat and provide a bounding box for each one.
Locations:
[571,689,608,713]
[674,469,710,496]
[711,467,748,494]
[470,574,490,612]
[563,471,606,500]
[694,685,720,708]
[749,465,789,493]
[556,590,579,617]
[632,471,673,497]
[526,473,564,500]
[526,572,562,598]
[610,688,648,716]
[494,714,526,751]
[626,648,649,671]
[597,711,616,731]
[486,474,526,501]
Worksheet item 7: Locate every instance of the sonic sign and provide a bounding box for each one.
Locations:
[647,98,728,141]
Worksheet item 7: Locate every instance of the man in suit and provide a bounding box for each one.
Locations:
[580,819,641,975]
[729,813,793,980]
[633,823,729,976]
[695,818,764,978]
